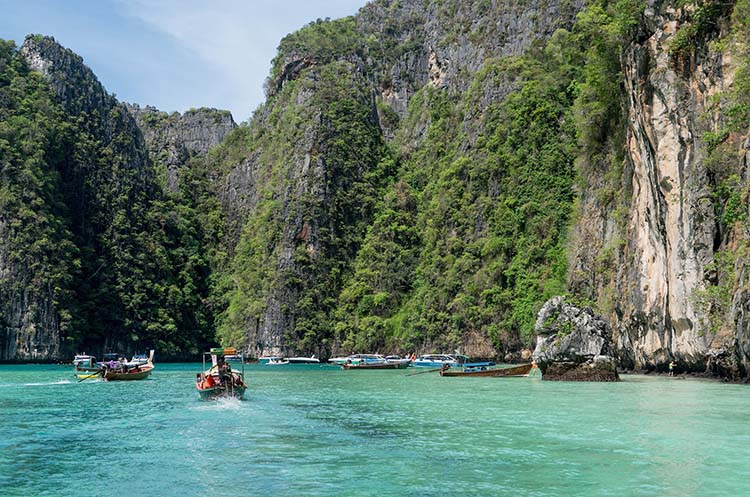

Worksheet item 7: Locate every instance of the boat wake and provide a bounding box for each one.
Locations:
[0,380,75,388]
[25,379,72,386]
[195,397,245,411]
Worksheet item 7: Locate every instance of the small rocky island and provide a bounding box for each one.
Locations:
[533,296,619,381]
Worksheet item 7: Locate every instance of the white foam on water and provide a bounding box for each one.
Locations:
[22,380,72,387]
[194,396,245,411]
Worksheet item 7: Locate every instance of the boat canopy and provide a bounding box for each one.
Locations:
[208,347,237,357]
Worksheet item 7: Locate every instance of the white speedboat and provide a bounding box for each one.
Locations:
[328,356,352,365]
[412,354,467,368]
[345,354,387,365]
[385,355,412,366]
[286,356,320,364]
[124,352,151,367]
[259,356,285,364]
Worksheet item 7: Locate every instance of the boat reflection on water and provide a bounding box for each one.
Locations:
[196,348,247,400]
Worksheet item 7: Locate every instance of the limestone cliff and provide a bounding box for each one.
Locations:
[569,0,750,377]
[0,36,228,360]
[126,104,236,192]
[214,0,585,358]
[6,2,750,378]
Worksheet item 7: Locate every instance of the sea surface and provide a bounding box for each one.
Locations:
[0,363,748,497]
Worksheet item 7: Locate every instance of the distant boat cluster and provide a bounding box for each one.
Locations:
[261,353,493,369]
[71,349,536,402]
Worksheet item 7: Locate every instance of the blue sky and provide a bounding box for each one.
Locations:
[0,0,369,122]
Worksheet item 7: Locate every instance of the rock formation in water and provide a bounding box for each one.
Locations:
[533,296,619,381]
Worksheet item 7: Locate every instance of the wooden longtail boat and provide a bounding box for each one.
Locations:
[103,364,154,381]
[101,350,155,381]
[196,348,247,400]
[342,361,410,370]
[439,363,534,377]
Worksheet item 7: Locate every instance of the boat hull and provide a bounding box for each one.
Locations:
[286,357,320,364]
[440,363,534,377]
[342,362,409,370]
[258,357,283,364]
[196,384,247,400]
[103,365,154,381]
[413,361,456,368]
[75,372,101,379]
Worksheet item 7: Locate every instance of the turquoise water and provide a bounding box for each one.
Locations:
[0,364,748,497]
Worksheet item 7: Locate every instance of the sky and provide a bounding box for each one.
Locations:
[0,0,369,122]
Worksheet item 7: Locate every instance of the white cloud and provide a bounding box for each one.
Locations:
[115,0,367,121]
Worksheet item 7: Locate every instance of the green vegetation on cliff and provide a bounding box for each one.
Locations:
[0,38,215,359]
[211,0,649,357]
[8,0,750,366]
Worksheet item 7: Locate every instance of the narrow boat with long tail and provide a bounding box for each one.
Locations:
[439,362,535,377]
[101,350,155,381]
[196,348,247,400]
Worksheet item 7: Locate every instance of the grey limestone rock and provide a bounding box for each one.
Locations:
[127,104,236,192]
[533,296,619,381]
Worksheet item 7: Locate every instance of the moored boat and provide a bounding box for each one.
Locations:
[286,356,320,364]
[103,364,154,381]
[328,355,352,365]
[73,354,99,377]
[196,348,247,400]
[259,356,284,364]
[385,355,412,366]
[412,354,465,368]
[342,361,409,370]
[125,353,150,367]
[439,363,534,377]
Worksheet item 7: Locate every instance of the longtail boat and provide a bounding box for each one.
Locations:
[439,362,535,377]
[101,350,155,381]
[196,347,247,400]
[342,361,410,370]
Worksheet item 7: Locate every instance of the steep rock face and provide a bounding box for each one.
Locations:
[1,36,222,360]
[0,215,61,360]
[569,1,747,375]
[354,0,585,119]
[127,104,236,192]
[218,60,388,357]
[618,2,723,369]
[2,35,144,361]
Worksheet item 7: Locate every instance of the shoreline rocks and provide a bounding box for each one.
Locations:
[533,296,619,381]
